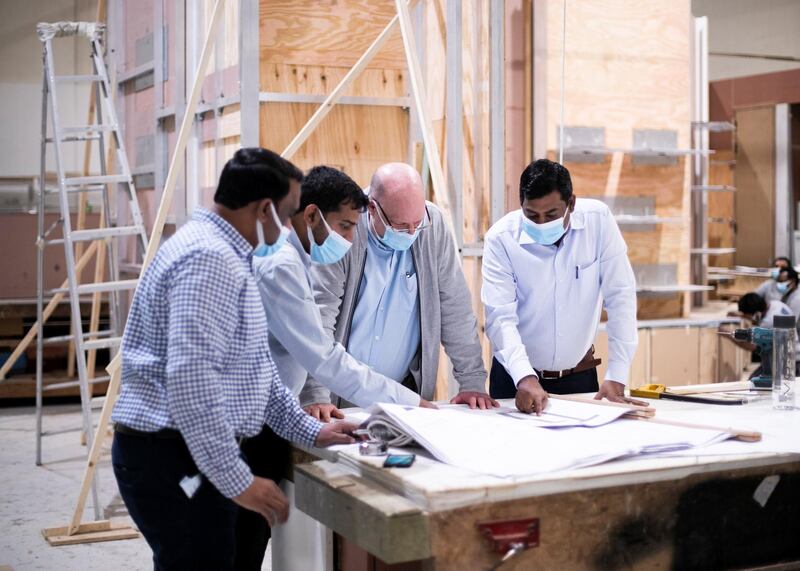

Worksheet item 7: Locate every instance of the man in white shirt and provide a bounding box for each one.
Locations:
[482,159,643,414]
[755,256,792,302]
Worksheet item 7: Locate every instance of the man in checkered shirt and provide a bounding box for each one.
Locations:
[112,148,357,570]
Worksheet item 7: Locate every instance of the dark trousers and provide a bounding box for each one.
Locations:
[489,357,599,399]
[112,426,289,571]
[234,426,290,571]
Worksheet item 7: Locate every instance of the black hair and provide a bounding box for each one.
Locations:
[213,147,303,210]
[781,267,799,283]
[519,159,573,204]
[775,256,792,267]
[738,292,767,315]
[299,166,368,215]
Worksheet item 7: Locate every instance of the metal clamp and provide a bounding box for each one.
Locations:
[358,439,388,456]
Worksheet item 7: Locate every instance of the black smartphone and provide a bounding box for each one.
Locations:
[383,454,416,468]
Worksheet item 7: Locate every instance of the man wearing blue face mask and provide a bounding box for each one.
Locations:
[482,159,643,415]
[303,163,496,412]
[755,256,793,302]
[249,166,433,570]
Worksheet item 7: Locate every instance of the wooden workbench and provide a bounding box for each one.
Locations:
[293,397,800,570]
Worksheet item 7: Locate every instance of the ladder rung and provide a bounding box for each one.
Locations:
[46,134,101,143]
[70,225,142,241]
[48,279,138,296]
[61,125,118,135]
[64,174,130,186]
[43,375,111,392]
[82,337,122,351]
[42,330,116,346]
[55,74,103,83]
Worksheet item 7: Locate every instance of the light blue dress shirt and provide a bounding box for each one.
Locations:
[348,225,421,383]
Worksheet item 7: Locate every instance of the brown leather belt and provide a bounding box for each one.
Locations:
[537,346,602,380]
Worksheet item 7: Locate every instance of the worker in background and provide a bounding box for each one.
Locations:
[721,292,800,375]
[111,148,356,570]
[755,256,793,301]
[302,163,496,411]
[482,159,645,415]
[777,267,800,316]
[249,166,435,570]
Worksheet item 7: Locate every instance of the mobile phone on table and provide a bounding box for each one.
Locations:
[383,454,416,468]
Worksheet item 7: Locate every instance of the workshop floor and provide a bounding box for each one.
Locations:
[0,403,273,570]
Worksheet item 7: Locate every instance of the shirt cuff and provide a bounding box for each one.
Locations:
[207,456,254,499]
[507,360,538,388]
[604,361,630,386]
[295,413,324,449]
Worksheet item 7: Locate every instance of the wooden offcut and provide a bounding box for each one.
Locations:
[42,520,138,546]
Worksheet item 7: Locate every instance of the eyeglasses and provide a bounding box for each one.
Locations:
[371,198,431,234]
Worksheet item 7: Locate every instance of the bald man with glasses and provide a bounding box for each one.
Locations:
[301,163,496,412]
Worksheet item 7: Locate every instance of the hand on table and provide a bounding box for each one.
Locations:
[315,421,359,447]
[594,380,648,407]
[515,375,548,415]
[233,476,289,526]
[449,391,499,410]
[303,403,345,422]
[419,398,438,409]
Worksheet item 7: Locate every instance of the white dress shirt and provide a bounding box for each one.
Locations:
[481,198,638,386]
[252,230,420,408]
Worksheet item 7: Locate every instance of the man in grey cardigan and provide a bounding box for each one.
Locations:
[300,163,495,413]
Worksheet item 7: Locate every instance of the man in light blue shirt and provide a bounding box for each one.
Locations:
[253,166,433,419]
[304,163,495,409]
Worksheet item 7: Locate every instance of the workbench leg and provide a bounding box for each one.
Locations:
[335,534,432,571]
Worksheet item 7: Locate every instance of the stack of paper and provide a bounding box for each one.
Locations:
[366,403,735,478]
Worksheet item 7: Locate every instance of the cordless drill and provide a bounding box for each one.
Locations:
[733,327,773,388]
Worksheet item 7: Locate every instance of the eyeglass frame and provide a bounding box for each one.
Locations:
[370,198,432,235]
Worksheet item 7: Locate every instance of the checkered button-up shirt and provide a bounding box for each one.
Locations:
[112,207,322,498]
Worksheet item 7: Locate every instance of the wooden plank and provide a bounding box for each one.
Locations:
[43,521,139,546]
[707,149,736,269]
[735,105,776,267]
[698,327,721,383]
[295,461,431,564]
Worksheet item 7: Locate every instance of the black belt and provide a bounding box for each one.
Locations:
[114,423,183,439]
[114,423,251,445]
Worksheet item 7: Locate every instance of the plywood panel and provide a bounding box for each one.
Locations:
[594,328,648,386]
[260,0,407,69]
[650,327,700,386]
[260,103,408,187]
[735,106,775,267]
[698,327,720,383]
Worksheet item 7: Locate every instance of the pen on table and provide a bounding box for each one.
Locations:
[575,265,579,279]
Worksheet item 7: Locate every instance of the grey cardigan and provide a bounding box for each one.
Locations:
[299,202,487,406]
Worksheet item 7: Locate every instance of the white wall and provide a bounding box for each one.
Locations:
[0,0,98,179]
[692,0,800,81]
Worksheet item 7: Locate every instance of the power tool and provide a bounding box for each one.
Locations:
[732,327,774,388]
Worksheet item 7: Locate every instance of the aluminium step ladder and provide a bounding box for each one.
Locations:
[36,21,148,519]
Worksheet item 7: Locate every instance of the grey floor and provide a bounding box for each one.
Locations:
[0,403,272,570]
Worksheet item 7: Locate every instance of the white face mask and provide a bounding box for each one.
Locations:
[253,202,289,257]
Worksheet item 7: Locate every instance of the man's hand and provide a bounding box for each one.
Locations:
[594,380,648,407]
[515,375,548,415]
[449,391,499,410]
[233,476,289,527]
[315,421,358,447]
[303,403,345,422]
[419,398,438,409]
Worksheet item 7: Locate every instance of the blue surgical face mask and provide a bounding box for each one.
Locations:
[771,268,781,280]
[776,281,790,294]
[307,211,352,264]
[521,214,568,245]
[253,202,289,257]
[371,210,419,252]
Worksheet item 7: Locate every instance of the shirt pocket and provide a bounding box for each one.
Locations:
[573,258,601,309]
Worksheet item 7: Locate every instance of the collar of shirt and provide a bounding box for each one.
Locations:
[517,208,586,246]
[287,228,311,270]
[193,207,254,262]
